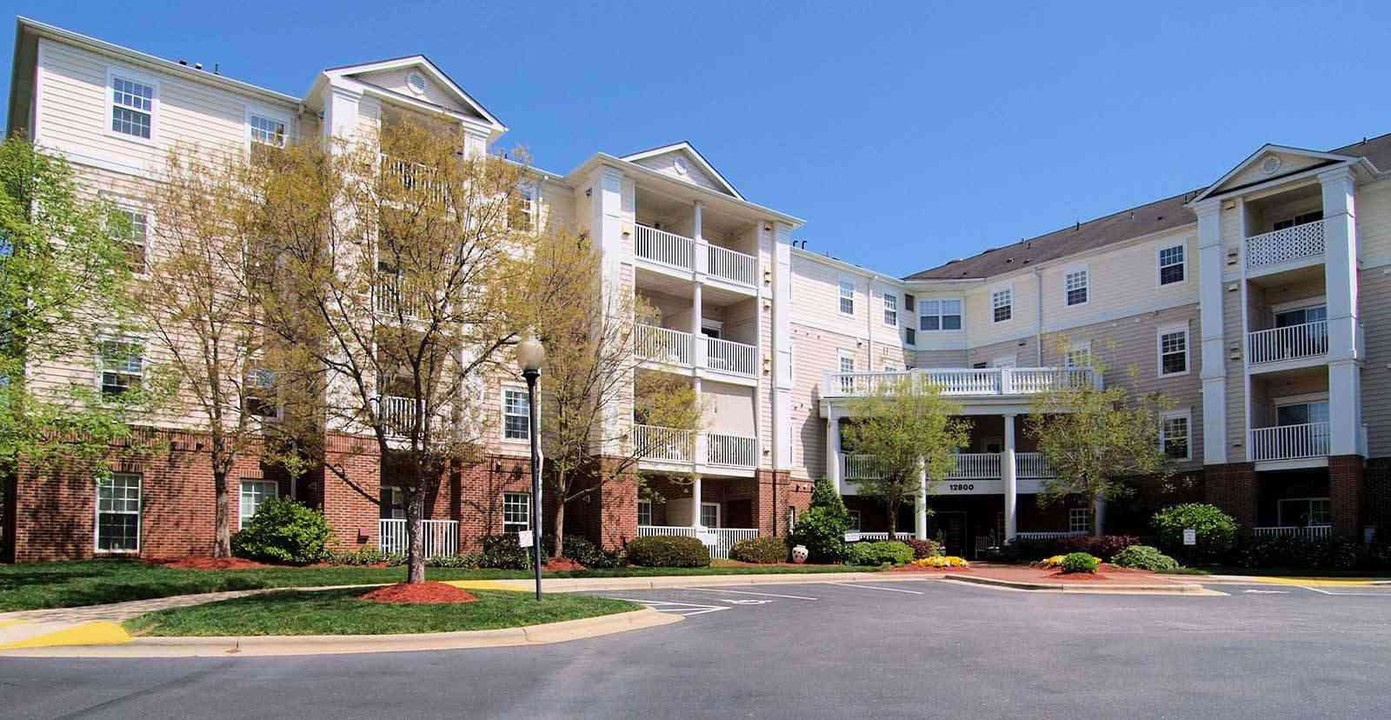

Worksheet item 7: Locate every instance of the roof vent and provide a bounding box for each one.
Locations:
[406,71,427,95]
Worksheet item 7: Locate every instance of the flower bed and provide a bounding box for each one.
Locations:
[910,555,970,569]
[360,582,477,604]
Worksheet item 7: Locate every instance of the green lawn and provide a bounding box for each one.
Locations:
[123,588,639,636]
[0,560,865,612]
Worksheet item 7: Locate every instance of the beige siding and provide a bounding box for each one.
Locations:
[1360,268,1391,456]
[1357,177,1391,270]
[631,151,728,195]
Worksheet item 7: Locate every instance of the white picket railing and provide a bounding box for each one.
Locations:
[1247,321,1328,365]
[948,453,1001,479]
[379,519,459,558]
[707,244,757,287]
[706,433,758,467]
[373,272,428,319]
[635,525,759,559]
[1245,218,1327,270]
[634,225,695,270]
[844,531,916,541]
[1015,531,1088,540]
[843,454,881,480]
[845,452,1055,480]
[380,395,417,436]
[1249,422,1331,461]
[634,424,695,463]
[380,154,447,203]
[635,324,695,366]
[705,336,757,377]
[1251,525,1334,540]
[821,367,1100,398]
[1015,452,1057,478]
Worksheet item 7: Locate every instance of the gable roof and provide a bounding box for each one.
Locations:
[1188,144,1360,204]
[621,141,744,200]
[322,55,505,131]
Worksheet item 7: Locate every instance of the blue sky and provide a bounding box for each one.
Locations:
[6,1,1391,276]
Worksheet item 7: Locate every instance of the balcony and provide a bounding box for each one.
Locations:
[633,224,757,289]
[634,324,757,378]
[374,272,428,319]
[821,367,1100,400]
[1248,422,1330,462]
[380,153,447,203]
[379,395,417,436]
[1247,321,1328,366]
[843,452,1056,481]
[633,424,758,469]
[1245,218,1327,271]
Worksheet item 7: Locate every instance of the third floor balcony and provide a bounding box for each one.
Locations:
[633,224,758,290]
[635,324,758,380]
[1245,217,1327,272]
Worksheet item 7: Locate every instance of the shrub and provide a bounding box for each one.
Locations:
[1152,503,1237,561]
[426,553,481,569]
[562,535,626,569]
[1111,544,1179,572]
[911,555,969,568]
[791,477,851,563]
[1228,535,1366,571]
[627,535,711,568]
[327,548,401,566]
[903,538,944,559]
[729,536,790,564]
[230,498,332,565]
[1059,552,1100,574]
[1004,535,1140,562]
[845,540,915,567]
[479,534,533,570]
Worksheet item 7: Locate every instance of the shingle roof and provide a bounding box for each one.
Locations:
[904,132,1391,281]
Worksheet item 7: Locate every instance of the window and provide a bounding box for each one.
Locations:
[110,75,155,139]
[904,327,917,346]
[96,473,141,552]
[1158,244,1185,285]
[249,114,287,148]
[1276,399,1329,427]
[239,479,278,530]
[1068,507,1091,534]
[503,492,531,533]
[847,510,862,532]
[1158,327,1189,376]
[99,340,143,398]
[1278,498,1332,527]
[700,502,720,529]
[838,279,855,315]
[511,185,536,232]
[637,499,652,526]
[1274,304,1327,328]
[992,287,1013,323]
[1064,268,1088,306]
[838,351,855,374]
[1272,210,1323,232]
[115,208,148,273]
[904,294,915,312]
[883,293,898,326]
[1161,412,1191,460]
[380,486,405,519]
[1063,342,1092,369]
[503,387,530,440]
[245,368,278,418]
[919,299,962,331]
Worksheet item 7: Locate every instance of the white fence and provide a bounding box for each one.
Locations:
[1015,531,1088,540]
[1247,321,1328,365]
[635,525,759,559]
[1015,452,1056,478]
[705,336,757,377]
[1249,422,1330,461]
[635,324,695,366]
[949,453,1001,479]
[822,367,1100,398]
[706,433,758,467]
[634,225,695,270]
[844,531,916,542]
[844,452,1055,480]
[1245,218,1327,270]
[706,244,757,287]
[379,519,459,558]
[380,395,417,436]
[1251,525,1334,540]
[634,424,695,463]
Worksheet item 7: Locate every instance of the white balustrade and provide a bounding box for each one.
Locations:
[634,425,695,463]
[378,518,459,558]
[847,452,1054,480]
[844,531,915,541]
[635,525,760,559]
[821,367,1100,399]
[380,395,417,436]
[1247,321,1328,365]
[635,324,695,366]
[949,453,1002,479]
[706,244,757,287]
[706,433,758,467]
[1014,531,1088,540]
[1248,422,1331,462]
[380,154,447,202]
[634,225,695,270]
[1251,525,1334,540]
[374,272,428,319]
[1015,452,1057,478]
[1245,218,1327,270]
[843,454,882,480]
[705,336,757,377]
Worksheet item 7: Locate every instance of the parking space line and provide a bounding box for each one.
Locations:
[606,598,730,616]
[682,587,818,601]
[825,582,924,595]
[1297,585,1391,597]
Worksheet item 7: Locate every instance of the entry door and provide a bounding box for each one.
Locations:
[934,511,968,557]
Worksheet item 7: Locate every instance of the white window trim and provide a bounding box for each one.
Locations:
[238,479,279,530]
[1160,409,1193,461]
[1068,507,1091,534]
[105,66,159,145]
[95,335,146,399]
[1063,265,1089,307]
[502,491,532,533]
[1156,323,1190,378]
[837,349,856,374]
[245,104,292,154]
[1063,340,1092,369]
[501,384,530,443]
[94,472,141,554]
[700,502,721,529]
[903,327,917,347]
[991,285,1014,324]
[1157,242,1187,287]
[637,499,653,526]
[103,194,153,278]
[918,297,964,332]
[1276,497,1333,527]
[838,278,856,316]
[882,292,898,327]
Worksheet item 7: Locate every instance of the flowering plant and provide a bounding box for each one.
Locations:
[911,555,970,568]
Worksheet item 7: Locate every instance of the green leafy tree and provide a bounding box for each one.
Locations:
[842,378,971,541]
[791,477,852,563]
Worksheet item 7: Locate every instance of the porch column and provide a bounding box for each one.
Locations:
[1194,199,1228,465]
[692,278,704,370]
[1320,167,1363,457]
[826,407,843,494]
[1002,413,1018,543]
[914,458,928,540]
[691,474,703,530]
[692,200,707,276]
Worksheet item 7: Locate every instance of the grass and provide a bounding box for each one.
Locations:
[0,559,868,612]
[122,588,639,636]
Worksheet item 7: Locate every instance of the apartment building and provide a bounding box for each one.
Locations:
[2,17,1387,563]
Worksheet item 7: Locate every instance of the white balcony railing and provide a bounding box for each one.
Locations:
[1015,531,1088,541]
[706,433,758,468]
[635,324,695,367]
[634,225,695,271]
[380,395,417,436]
[373,272,428,319]
[1015,452,1057,478]
[379,518,458,558]
[1245,218,1327,270]
[822,367,1100,399]
[705,336,757,377]
[844,452,1055,481]
[634,424,695,463]
[1249,422,1331,462]
[1251,525,1333,540]
[380,154,447,202]
[843,454,881,480]
[949,453,1002,479]
[706,243,757,287]
[1247,321,1328,365]
[635,525,759,560]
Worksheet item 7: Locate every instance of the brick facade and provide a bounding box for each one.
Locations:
[1204,462,1257,530]
[1328,455,1364,537]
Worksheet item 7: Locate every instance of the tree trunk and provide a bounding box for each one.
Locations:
[552,499,565,560]
[405,488,426,584]
[1091,493,1103,538]
[212,469,231,558]
[887,498,900,541]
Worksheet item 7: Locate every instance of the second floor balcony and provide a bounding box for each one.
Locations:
[1245,217,1327,272]
[1248,422,1330,462]
[633,424,759,470]
[821,367,1100,400]
[843,452,1057,482]
[635,324,758,379]
[633,224,758,289]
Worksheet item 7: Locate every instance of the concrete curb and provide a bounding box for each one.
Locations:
[0,607,678,658]
[941,574,1219,595]
[445,571,910,594]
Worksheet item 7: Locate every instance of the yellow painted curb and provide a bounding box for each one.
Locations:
[1232,576,1380,587]
[441,580,527,592]
[0,622,131,650]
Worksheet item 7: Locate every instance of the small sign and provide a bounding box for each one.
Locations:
[518,530,534,547]
[697,532,717,546]
[1182,528,1197,546]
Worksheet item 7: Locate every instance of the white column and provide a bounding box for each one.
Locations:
[691,474,703,530]
[1320,167,1363,456]
[771,222,795,472]
[1002,413,1018,543]
[914,459,928,540]
[826,407,843,494]
[1194,199,1229,464]
[692,200,707,276]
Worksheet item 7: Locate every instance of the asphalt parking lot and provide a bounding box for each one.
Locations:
[3,578,1391,720]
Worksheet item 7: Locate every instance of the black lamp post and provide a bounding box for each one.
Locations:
[517,333,546,600]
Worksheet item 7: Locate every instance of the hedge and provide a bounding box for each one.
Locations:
[729,536,789,564]
[627,535,711,568]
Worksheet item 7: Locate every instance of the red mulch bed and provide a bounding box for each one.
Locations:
[359,582,478,604]
[544,558,587,572]
[891,562,1180,585]
[149,557,268,570]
